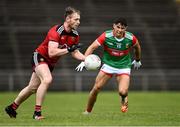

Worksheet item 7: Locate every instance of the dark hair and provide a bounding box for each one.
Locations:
[114,18,127,27]
[64,6,80,18]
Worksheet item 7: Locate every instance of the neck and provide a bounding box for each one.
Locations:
[116,35,123,39]
[63,22,71,32]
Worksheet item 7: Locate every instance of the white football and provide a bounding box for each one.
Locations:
[84,54,101,70]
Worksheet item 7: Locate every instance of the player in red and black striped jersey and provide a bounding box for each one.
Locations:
[35,24,81,68]
[5,6,85,120]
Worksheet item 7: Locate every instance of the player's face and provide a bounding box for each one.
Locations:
[68,13,80,30]
[113,23,127,38]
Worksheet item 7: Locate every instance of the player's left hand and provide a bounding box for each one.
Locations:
[67,43,82,52]
[75,61,85,71]
[132,60,142,70]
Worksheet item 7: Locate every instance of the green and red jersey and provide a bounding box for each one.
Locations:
[97,30,137,69]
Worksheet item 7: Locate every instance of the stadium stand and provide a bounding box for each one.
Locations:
[0,31,15,70]
[134,0,178,27]
[150,28,180,69]
[0,0,179,91]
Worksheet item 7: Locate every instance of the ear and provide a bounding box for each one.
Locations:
[113,24,116,29]
[65,16,71,22]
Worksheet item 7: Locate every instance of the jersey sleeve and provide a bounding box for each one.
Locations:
[48,30,60,42]
[96,32,106,45]
[132,35,137,46]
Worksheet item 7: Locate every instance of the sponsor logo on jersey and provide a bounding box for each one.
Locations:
[126,44,129,48]
[61,36,65,41]
[71,37,76,42]
[104,45,130,57]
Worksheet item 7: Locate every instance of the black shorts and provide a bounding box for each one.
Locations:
[31,52,54,72]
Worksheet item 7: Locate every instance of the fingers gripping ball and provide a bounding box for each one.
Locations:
[84,54,101,70]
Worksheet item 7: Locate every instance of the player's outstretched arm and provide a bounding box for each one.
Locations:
[84,40,100,56]
[132,39,142,69]
[71,50,85,61]
[75,40,99,72]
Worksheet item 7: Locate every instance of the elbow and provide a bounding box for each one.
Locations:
[48,51,55,58]
[49,54,54,58]
[92,47,97,51]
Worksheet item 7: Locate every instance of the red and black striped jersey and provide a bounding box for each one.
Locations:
[35,24,79,66]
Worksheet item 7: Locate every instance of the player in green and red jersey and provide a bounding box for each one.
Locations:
[76,18,142,114]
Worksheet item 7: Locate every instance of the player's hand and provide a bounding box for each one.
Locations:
[132,60,142,70]
[67,43,82,52]
[75,61,85,71]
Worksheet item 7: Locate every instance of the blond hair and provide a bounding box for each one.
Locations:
[64,6,80,19]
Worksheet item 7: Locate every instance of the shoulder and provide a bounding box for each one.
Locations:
[47,25,60,41]
[125,31,135,40]
[105,30,113,38]
[56,25,64,35]
[125,31,138,45]
[56,25,79,37]
[72,29,79,36]
[47,25,60,34]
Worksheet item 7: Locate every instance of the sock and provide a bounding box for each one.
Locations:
[119,93,128,102]
[11,102,19,110]
[35,105,41,112]
[121,95,127,102]
[86,107,92,113]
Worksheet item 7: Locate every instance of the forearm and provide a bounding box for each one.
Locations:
[49,48,68,58]
[85,40,99,56]
[85,47,95,56]
[134,44,141,60]
[72,50,86,61]
[48,41,69,58]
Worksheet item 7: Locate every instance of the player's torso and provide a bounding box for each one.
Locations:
[56,25,79,47]
[36,25,79,66]
[102,30,134,68]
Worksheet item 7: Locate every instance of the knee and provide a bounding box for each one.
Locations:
[93,79,102,92]
[91,86,101,95]
[119,89,128,97]
[42,77,53,85]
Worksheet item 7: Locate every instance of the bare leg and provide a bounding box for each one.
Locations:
[34,64,52,107]
[14,72,41,105]
[116,75,130,112]
[5,72,41,118]
[85,71,111,113]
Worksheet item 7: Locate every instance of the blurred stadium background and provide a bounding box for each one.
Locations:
[0,0,180,91]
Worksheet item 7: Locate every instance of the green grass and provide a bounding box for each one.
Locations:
[0,91,180,126]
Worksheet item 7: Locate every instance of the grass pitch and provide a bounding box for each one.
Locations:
[0,91,180,126]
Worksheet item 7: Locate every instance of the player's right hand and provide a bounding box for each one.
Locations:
[75,61,85,71]
[67,43,82,52]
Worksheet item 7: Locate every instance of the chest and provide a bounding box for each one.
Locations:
[104,37,132,50]
[59,35,77,46]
